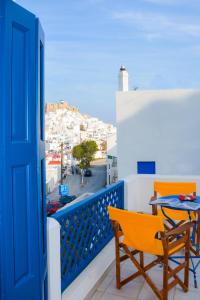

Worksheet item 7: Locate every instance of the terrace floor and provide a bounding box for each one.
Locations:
[89,253,200,300]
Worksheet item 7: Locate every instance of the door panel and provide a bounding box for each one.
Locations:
[36,19,48,300]
[0,1,47,299]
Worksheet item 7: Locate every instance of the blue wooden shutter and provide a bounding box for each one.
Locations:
[36,19,48,300]
[0,1,47,299]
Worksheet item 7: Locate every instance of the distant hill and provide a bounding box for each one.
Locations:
[45,101,79,113]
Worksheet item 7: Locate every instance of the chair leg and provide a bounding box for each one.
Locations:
[140,251,144,268]
[163,255,169,300]
[115,236,121,289]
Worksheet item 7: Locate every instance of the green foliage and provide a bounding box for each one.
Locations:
[72,140,98,170]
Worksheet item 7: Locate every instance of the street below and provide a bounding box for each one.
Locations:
[47,159,107,202]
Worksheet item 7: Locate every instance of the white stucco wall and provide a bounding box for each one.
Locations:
[107,133,117,157]
[47,218,61,300]
[116,89,200,179]
[124,174,200,213]
[107,133,118,184]
[46,165,61,193]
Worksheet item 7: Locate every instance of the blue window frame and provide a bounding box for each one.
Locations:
[137,161,156,174]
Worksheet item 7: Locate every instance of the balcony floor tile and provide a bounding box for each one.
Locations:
[97,275,113,292]
[90,291,104,300]
[89,253,200,300]
[100,293,134,300]
[104,278,143,299]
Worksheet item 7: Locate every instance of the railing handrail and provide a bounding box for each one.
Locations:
[53,180,124,220]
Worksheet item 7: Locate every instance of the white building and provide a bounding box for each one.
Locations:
[116,67,200,179]
[118,65,129,92]
[46,162,61,194]
[106,133,118,184]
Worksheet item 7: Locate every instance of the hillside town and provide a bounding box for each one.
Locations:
[45,101,117,194]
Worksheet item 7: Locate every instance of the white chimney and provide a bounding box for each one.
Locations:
[118,65,128,91]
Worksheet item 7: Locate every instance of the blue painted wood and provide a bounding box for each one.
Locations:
[36,19,48,300]
[0,2,6,297]
[137,161,156,174]
[0,1,47,299]
[53,180,124,292]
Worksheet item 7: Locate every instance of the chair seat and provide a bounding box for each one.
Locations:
[124,238,185,256]
[157,208,196,221]
[108,206,192,300]
[123,236,163,256]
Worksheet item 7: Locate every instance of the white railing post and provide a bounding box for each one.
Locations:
[47,217,62,300]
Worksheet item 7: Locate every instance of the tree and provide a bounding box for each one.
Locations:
[72,140,98,183]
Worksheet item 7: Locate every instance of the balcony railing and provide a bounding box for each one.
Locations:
[53,180,124,292]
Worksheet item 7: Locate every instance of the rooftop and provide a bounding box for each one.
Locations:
[48,160,61,165]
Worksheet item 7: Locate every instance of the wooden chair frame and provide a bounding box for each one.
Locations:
[112,221,193,300]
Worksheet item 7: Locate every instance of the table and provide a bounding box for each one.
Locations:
[151,195,200,288]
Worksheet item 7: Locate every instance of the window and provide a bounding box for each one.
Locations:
[137,161,156,174]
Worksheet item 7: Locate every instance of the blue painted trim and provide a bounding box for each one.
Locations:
[36,18,48,299]
[137,161,156,174]
[0,1,6,297]
[53,180,124,292]
[54,180,124,219]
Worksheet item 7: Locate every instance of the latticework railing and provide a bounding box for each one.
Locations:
[53,180,124,292]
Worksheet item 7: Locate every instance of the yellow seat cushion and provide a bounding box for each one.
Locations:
[124,238,185,256]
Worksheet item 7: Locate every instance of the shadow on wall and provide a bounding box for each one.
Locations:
[116,90,200,178]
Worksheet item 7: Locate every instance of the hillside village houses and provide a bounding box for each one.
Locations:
[45,101,116,192]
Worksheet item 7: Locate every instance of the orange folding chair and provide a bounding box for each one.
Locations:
[151,181,197,224]
[108,206,192,300]
[151,181,199,254]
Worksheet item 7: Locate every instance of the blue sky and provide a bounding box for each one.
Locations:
[16,0,200,124]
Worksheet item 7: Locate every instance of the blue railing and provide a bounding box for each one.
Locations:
[53,180,124,292]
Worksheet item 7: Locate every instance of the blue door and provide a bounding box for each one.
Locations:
[36,19,48,300]
[0,1,47,299]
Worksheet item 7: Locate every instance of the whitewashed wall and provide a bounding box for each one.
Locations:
[124,174,200,213]
[107,133,117,157]
[47,218,62,300]
[46,165,61,193]
[107,133,118,184]
[116,89,200,179]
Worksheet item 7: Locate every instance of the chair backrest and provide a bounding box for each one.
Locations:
[154,181,196,197]
[108,206,164,255]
